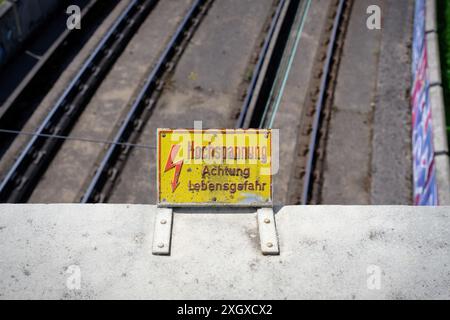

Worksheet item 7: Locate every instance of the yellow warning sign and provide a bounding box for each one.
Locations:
[157,129,272,207]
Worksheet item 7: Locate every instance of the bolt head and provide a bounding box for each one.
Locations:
[266,242,273,248]
[160,219,167,225]
[264,218,271,224]
[157,243,164,248]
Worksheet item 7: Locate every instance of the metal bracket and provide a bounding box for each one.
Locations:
[257,207,280,255]
[152,207,279,256]
[152,208,173,255]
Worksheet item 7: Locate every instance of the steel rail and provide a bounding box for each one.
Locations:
[300,0,345,204]
[241,0,303,129]
[0,0,159,203]
[235,0,287,128]
[81,0,211,203]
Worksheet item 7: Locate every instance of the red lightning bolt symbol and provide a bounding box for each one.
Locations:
[164,144,183,192]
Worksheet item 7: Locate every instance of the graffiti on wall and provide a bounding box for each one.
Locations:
[411,0,438,205]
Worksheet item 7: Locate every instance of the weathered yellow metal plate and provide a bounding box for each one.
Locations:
[157,129,272,207]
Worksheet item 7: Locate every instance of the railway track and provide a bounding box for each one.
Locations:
[0,0,121,157]
[236,0,289,128]
[0,0,351,205]
[85,0,282,204]
[235,0,351,205]
[286,0,353,205]
[81,0,213,203]
[0,0,160,202]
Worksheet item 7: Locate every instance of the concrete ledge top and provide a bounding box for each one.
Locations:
[0,204,449,299]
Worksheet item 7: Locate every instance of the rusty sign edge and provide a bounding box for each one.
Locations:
[156,128,273,208]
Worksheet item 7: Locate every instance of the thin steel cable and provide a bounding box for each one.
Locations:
[259,0,312,129]
[267,0,312,129]
[0,129,156,150]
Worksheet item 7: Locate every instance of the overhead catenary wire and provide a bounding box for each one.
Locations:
[0,129,156,150]
[260,0,312,129]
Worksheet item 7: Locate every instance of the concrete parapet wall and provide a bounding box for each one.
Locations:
[0,0,60,67]
[0,204,449,299]
[425,0,450,204]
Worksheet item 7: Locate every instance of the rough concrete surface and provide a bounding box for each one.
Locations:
[322,0,414,205]
[435,154,450,205]
[370,0,414,204]
[429,85,448,154]
[322,0,382,204]
[427,32,442,86]
[322,110,372,204]
[0,204,449,299]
